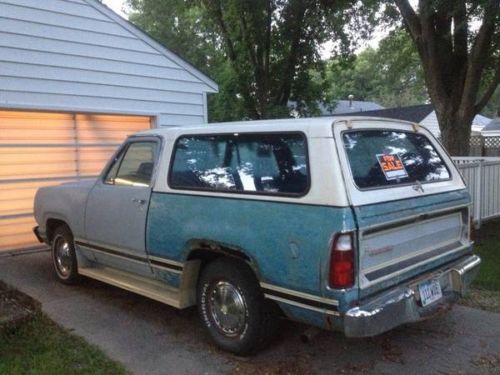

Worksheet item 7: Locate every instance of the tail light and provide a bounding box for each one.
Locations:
[329,232,355,289]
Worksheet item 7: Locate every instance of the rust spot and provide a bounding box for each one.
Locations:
[325,315,334,330]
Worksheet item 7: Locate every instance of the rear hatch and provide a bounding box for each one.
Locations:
[333,119,472,297]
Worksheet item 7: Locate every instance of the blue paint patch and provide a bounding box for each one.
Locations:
[146,193,355,298]
[145,189,471,329]
[354,189,470,228]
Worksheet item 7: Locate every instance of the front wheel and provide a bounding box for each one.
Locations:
[197,258,276,355]
[51,225,80,285]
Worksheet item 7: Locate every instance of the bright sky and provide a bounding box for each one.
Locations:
[102,0,128,18]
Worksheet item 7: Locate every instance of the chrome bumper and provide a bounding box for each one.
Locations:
[344,255,481,337]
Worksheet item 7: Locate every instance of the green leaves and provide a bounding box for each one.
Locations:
[324,29,428,108]
[127,0,379,121]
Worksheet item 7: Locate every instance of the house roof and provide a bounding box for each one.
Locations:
[320,100,384,115]
[474,114,494,127]
[343,104,434,123]
[343,104,491,128]
[86,0,218,92]
[482,118,500,132]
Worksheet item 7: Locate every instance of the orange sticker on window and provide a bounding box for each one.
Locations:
[376,154,408,180]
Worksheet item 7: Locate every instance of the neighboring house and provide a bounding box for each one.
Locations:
[0,0,218,252]
[288,99,383,117]
[480,118,500,137]
[343,104,491,138]
[319,100,384,115]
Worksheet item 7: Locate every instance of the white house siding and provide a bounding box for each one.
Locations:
[419,111,440,138]
[0,0,217,126]
[0,0,218,252]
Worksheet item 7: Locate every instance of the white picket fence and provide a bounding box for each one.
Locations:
[452,157,500,228]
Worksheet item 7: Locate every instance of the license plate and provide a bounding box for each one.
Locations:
[418,279,442,307]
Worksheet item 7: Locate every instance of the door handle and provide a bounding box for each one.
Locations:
[132,198,147,205]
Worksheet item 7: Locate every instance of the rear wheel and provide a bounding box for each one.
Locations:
[51,225,80,285]
[197,258,277,355]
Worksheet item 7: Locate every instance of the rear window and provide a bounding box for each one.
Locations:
[342,130,450,189]
[169,133,309,196]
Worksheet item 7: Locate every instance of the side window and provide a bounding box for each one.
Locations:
[104,141,157,187]
[169,133,309,195]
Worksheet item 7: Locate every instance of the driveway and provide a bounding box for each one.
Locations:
[0,251,498,374]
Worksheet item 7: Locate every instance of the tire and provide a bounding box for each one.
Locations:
[197,257,276,355]
[51,225,80,285]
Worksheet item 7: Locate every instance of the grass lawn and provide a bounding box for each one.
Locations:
[460,219,500,313]
[0,312,126,375]
[473,219,500,291]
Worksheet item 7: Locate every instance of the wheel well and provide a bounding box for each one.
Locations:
[187,247,252,271]
[46,219,69,243]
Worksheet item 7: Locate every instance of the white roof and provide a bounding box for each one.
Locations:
[135,116,424,139]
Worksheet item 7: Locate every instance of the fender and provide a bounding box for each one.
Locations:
[182,238,262,280]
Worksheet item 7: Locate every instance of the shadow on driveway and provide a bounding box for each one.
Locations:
[0,251,498,374]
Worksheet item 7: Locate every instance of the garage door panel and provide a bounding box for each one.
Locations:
[78,147,117,160]
[1,147,76,179]
[0,216,38,252]
[80,160,113,176]
[78,130,139,144]
[0,112,75,144]
[79,147,118,175]
[76,115,151,144]
[0,198,32,216]
[0,179,75,217]
[0,129,76,144]
[0,110,151,252]
[0,161,76,180]
[0,147,75,164]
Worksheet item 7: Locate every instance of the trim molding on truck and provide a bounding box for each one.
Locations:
[75,240,184,273]
[260,282,339,315]
[361,205,469,236]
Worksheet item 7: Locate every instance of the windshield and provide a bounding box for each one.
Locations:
[342,130,450,189]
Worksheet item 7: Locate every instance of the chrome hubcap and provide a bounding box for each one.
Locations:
[209,281,247,336]
[54,236,72,277]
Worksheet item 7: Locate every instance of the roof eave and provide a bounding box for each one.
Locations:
[85,0,218,93]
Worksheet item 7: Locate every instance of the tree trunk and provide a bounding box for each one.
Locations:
[437,110,474,156]
[394,0,499,157]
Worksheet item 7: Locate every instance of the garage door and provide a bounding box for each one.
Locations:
[0,111,151,252]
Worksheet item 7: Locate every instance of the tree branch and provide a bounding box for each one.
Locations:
[264,0,272,81]
[475,64,500,113]
[276,0,307,105]
[238,12,258,69]
[452,1,468,60]
[460,0,499,111]
[394,0,421,42]
[205,0,237,63]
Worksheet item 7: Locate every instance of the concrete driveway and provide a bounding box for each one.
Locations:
[0,251,498,374]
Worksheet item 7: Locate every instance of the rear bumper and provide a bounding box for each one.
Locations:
[343,254,481,337]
